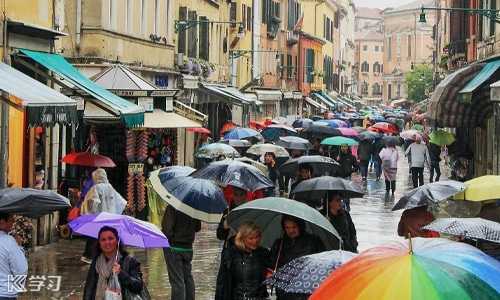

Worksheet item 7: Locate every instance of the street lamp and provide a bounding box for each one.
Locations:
[419,5,500,24]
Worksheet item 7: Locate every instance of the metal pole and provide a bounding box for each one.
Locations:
[0,10,9,188]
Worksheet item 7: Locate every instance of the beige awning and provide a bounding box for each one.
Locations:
[143,109,202,128]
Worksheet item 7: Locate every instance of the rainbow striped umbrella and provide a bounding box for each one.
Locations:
[310,238,500,300]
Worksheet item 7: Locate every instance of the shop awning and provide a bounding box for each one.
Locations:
[283,91,303,100]
[199,83,251,105]
[311,92,335,108]
[304,96,327,110]
[0,62,77,126]
[143,109,202,128]
[459,60,500,102]
[243,93,263,106]
[254,89,283,101]
[20,49,144,127]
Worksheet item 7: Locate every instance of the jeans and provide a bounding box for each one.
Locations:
[411,167,424,188]
[385,180,396,193]
[374,160,382,179]
[164,248,195,300]
[429,161,441,182]
[359,160,369,178]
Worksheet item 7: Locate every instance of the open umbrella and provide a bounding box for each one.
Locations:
[400,129,422,140]
[279,156,339,177]
[321,136,359,146]
[246,143,290,158]
[337,127,359,137]
[412,123,425,132]
[149,172,227,223]
[0,188,70,218]
[223,127,263,141]
[292,118,313,129]
[221,122,237,134]
[382,135,402,146]
[422,217,500,243]
[369,122,399,134]
[195,143,240,159]
[190,160,274,192]
[301,125,341,138]
[220,139,252,149]
[277,136,312,151]
[358,131,381,141]
[154,166,195,184]
[429,130,455,146]
[454,175,500,202]
[310,238,500,300]
[235,157,268,175]
[291,176,364,199]
[392,181,466,211]
[62,151,116,168]
[261,125,298,142]
[265,250,357,294]
[187,127,211,135]
[228,197,341,249]
[69,212,169,248]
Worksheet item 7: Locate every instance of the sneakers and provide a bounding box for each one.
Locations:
[80,256,92,264]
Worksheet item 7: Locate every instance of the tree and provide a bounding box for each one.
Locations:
[405,64,433,103]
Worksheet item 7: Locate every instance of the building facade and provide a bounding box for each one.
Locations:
[355,31,384,105]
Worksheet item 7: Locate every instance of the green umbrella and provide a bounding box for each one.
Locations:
[321,136,359,146]
[429,130,456,146]
[227,197,341,250]
[411,124,424,132]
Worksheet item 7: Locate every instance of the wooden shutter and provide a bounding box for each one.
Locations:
[262,0,267,24]
[188,10,198,58]
[242,5,246,29]
[199,16,209,61]
[247,6,252,30]
[178,7,187,55]
[230,3,237,23]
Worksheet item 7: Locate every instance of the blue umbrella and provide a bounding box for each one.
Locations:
[191,160,274,192]
[318,119,349,128]
[224,127,262,141]
[148,171,227,223]
[157,166,195,184]
[277,136,312,151]
[261,125,298,142]
[292,118,314,129]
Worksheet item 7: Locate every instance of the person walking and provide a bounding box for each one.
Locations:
[83,226,145,300]
[217,186,248,245]
[263,152,280,196]
[372,137,385,181]
[337,144,358,179]
[80,168,127,264]
[357,140,373,181]
[0,213,28,300]
[405,136,430,188]
[162,205,201,300]
[379,142,399,195]
[325,193,358,253]
[270,215,324,300]
[215,222,271,300]
[289,164,313,193]
[428,142,442,182]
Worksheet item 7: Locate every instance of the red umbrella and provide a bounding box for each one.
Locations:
[369,122,399,134]
[187,127,211,135]
[221,122,237,134]
[62,152,116,168]
[249,121,267,130]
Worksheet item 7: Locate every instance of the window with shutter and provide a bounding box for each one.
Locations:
[242,5,246,30]
[188,10,198,58]
[178,7,187,55]
[287,54,292,79]
[230,3,237,26]
[262,0,268,23]
[306,49,314,83]
[199,16,209,61]
[334,11,339,28]
[280,54,285,78]
[247,6,252,30]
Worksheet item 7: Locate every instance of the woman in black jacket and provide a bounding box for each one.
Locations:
[83,226,144,300]
[215,221,271,300]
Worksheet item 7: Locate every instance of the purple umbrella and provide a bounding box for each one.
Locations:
[69,212,169,248]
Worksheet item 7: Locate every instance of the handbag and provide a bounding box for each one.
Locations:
[122,256,151,300]
[105,273,122,300]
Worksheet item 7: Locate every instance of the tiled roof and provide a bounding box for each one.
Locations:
[356,7,382,19]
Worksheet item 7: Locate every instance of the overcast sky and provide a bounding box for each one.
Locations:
[354,0,416,9]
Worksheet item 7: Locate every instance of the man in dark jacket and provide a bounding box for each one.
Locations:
[357,140,373,181]
[337,144,358,179]
[326,193,358,252]
[270,215,325,300]
[428,142,442,182]
[372,138,385,180]
[162,205,201,300]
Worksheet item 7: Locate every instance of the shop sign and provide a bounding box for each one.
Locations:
[150,90,176,97]
[114,90,148,97]
[128,163,144,175]
[138,97,154,112]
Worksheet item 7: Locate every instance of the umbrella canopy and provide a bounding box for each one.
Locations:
[316,119,349,129]
[310,115,323,121]
[195,143,240,159]
[261,125,298,141]
[369,122,399,134]
[358,131,381,141]
[69,212,169,248]
[301,125,342,138]
[311,238,500,300]
[235,157,268,175]
[190,160,274,192]
[279,156,339,177]
[382,135,402,146]
[265,250,357,294]
[429,130,456,146]
[0,188,70,218]
[246,143,290,158]
[454,175,500,202]
[276,136,312,151]
[62,151,116,168]
[228,197,341,249]
[392,181,466,211]
[223,127,262,141]
[351,126,367,133]
[148,172,227,223]
[422,217,500,243]
[337,127,359,137]
[220,139,252,148]
[187,127,211,135]
[321,136,359,146]
[400,129,422,141]
[249,120,267,130]
[221,122,237,134]
[412,123,425,132]
[292,118,313,128]
[291,176,364,199]
[156,166,195,184]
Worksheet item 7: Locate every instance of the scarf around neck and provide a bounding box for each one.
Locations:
[95,252,121,300]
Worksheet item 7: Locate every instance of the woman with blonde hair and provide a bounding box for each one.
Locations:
[215,221,271,300]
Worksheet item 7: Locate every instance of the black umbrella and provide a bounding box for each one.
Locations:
[382,135,403,146]
[301,125,341,139]
[292,118,313,129]
[277,136,312,151]
[422,217,500,243]
[310,115,323,121]
[359,131,382,141]
[0,188,71,218]
[279,156,339,177]
[190,160,274,192]
[291,176,364,199]
[392,180,466,211]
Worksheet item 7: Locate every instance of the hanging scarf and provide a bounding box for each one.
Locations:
[95,252,120,300]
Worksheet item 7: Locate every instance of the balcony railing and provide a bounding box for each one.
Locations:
[447,40,467,59]
[287,31,299,45]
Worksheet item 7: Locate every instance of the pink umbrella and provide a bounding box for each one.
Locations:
[337,128,359,137]
[400,129,422,140]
